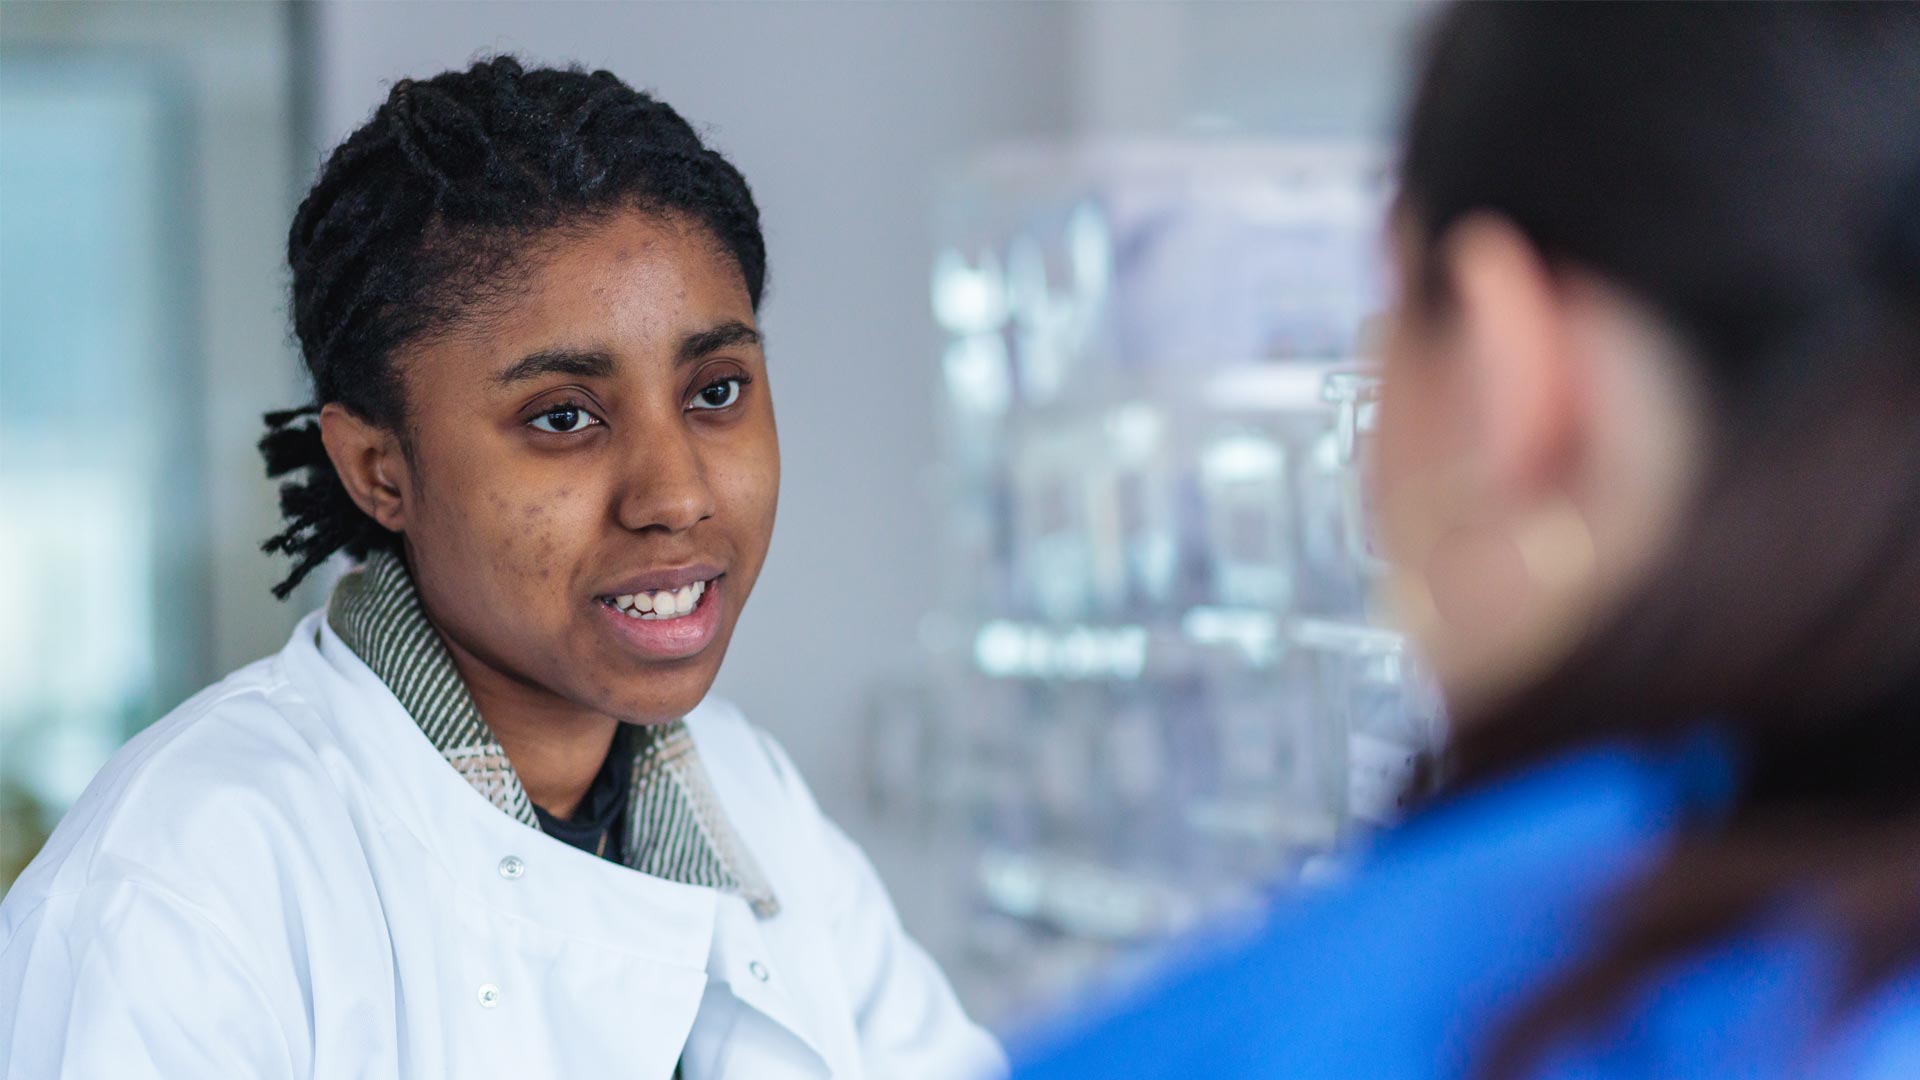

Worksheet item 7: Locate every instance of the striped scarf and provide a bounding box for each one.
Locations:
[328,549,779,918]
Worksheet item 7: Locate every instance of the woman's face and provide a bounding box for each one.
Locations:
[1375,226,1494,705]
[369,210,778,725]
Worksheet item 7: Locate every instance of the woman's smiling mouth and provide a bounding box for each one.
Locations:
[595,573,724,660]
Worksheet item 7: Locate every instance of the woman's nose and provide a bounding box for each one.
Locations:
[614,423,716,535]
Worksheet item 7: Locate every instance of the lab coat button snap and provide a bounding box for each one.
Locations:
[497,855,525,880]
[478,983,501,1008]
[749,961,771,983]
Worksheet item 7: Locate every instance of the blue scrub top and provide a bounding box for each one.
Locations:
[1012,737,1920,1079]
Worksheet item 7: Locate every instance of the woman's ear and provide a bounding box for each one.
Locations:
[319,402,411,534]
[1439,213,1585,502]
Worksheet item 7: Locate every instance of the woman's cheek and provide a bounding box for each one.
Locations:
[720,463,778,546]
[483,482,591,588]
[715,420,780,526]
[1374,370,1422,562]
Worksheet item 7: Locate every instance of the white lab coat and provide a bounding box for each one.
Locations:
[0,611,1005,1079]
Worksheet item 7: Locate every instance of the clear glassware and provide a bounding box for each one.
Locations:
[911,142,1427,1011]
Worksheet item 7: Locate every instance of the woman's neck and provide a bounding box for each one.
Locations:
[438,633,619,820]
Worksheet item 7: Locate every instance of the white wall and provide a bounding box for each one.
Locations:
[1073,0,1431,137]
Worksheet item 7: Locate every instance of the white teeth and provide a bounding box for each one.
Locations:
[609,579,712,621]
[602,576,710,618]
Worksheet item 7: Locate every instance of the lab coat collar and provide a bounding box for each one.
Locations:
[282,610,719,972]
[282,611,836,1071]
[324,550,782,917]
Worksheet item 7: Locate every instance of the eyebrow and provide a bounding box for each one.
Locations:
[493,348,615,387]
[492,322,763,387]
[677,321,762,366]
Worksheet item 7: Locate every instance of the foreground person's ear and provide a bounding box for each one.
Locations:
[319,401,411,533]
[1439,212,1584,503]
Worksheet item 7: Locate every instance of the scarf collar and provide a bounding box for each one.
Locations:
[328,549,779,918]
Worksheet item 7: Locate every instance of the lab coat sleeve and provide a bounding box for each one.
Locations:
[753,729,1009,1080]
[0,879,298,1078]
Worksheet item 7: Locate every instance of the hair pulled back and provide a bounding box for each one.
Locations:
[261,56,765,598]
[1398,4,1920,1074]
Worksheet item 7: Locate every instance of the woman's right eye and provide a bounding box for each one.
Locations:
[528,404,602,434]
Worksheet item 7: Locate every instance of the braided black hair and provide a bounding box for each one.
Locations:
[260,56,766,598]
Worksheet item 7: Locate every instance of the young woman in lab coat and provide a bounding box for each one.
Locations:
[1018,5,1920,1078]
[0,58,1001,1079]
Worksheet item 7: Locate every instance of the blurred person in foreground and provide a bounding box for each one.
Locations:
[0,58,999,1078]
[1017,4,1920,1078]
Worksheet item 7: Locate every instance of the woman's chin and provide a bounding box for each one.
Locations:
[572,646,731,726]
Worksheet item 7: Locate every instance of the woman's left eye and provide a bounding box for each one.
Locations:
[528,403,602,434]
[689,377,744,411]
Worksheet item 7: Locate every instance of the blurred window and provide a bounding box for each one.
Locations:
[0,54,208,884]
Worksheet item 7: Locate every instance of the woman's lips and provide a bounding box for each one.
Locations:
[596,575,723,660]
